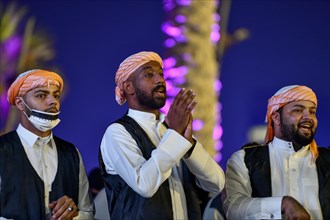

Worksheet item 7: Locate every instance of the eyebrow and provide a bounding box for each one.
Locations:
[141,65,163,71]
[142,66,153,71]
[291,104,316,109]
[33,88,60,94]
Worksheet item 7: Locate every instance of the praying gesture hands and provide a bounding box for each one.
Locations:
[165,88,197,144]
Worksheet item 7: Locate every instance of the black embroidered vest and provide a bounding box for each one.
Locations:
[99,115,202,220]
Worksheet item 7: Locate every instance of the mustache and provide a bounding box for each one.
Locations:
[299,119,314,126]
[45,107,59,113]
[152,85,166,93]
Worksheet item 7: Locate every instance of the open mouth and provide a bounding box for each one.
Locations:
[154,86,166,96]
[299,122,313,133]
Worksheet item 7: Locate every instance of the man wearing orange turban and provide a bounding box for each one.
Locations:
[0,69,94,219]
[99,51,225,219]
[223,85,330,220]
[114,51,163,105]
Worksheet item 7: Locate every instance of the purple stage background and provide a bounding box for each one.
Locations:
[2,0,329,173]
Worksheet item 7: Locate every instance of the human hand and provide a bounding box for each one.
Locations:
[183,113,194,144]
[281,196,310,220]
[165,88,197,135]
[49,195,78,220]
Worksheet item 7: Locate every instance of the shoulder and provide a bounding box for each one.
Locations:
[318,146,330,152]
[0,130,17,141]
[104,121,132,138]
[0,131,19,149]
[53,135,80,155]
[242,142,267,150]
[243,144,268,154]
[53,135,75,147]
[317,146,330,160]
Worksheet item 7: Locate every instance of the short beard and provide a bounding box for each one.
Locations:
[135,86,166,110]
[280,117,315,147]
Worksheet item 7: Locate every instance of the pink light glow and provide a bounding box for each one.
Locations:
[0,93,9,121]
[214,152,222,162]
[210,32,220,43]
[164,38,176,48]
[214,79,222,93]
[163,1,175,12]
[174,35,187,43]
[165,66,188,78]
[192,119,204,131]
[162,0,223,163]
[214,13,220,22]
[213,125,223,140]
[163,57,177,68]
[214,140,223,151]
[165,83,181,96]
[211,24,220,43]
[162,22,182,37]
[161,100,172,114]
[177,0,191,6]
[212,23,220,32]
[175,15,186,23]
[175,76,186,84]
[4,36,22,59]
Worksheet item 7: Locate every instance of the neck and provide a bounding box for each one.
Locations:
[129,107,160,119]
[292,142,303,152]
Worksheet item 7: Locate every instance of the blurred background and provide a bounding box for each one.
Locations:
[1,0,329,174]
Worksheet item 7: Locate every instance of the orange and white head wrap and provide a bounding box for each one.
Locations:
[265,85,318,159]
[7,69,64,105]
[115,51,163,105]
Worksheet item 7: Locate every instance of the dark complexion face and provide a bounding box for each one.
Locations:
[278,100,317,148]
[129,61,166,111]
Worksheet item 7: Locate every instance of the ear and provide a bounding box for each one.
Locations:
[271,111,281,126]
[123,80,134,96]
[14,97,25,111]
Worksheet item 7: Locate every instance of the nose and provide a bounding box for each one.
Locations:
[47,95,58,106]
[302,109,313,119]
[155,73,165,84]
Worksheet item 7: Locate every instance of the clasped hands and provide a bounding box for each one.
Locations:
[165,88,197,145]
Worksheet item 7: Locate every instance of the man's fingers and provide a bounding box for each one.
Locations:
[175,89,195,110]
[171,88,186,107]
[50,196,78,220]
[187,101,198,112]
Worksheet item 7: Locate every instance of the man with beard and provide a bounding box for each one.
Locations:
[99,51,225,220]
[223,85,330,220]
[0,69,94,219]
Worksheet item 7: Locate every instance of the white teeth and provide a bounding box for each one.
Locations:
[300,122,312,128]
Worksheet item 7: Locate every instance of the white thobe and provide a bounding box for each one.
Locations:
[224,137,323,219]
[100,109,225,219]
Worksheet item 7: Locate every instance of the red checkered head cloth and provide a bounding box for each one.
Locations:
[114,51,163,105]
[264,85,318,159]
